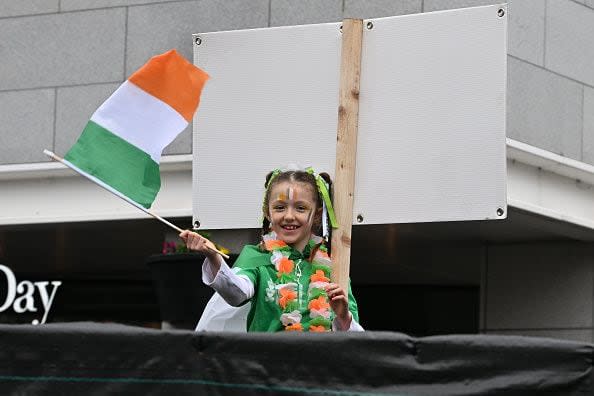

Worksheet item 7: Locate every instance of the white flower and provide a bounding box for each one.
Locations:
[312,255,331,267]
[310,308,331,319]
[308,281,330,292]
[265,279,276,302]
[276,282,297,291]
[263,231,279,242]
[311,235,323,244]
[270,250,285,269]
[280,310,302,326]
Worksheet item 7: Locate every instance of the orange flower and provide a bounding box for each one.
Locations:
[309,325,326,332]
[265,239,287,251]
[277,257,294,275]
[310,270,330,283]
[308,295,330,311]
[285,323,303,331]
[279,288,297,309]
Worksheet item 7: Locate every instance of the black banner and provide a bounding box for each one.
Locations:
[0,323,591,395]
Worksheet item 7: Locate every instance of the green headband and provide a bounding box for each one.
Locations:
[265,168,282,190]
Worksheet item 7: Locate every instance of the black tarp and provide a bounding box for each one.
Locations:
[0,323,591,395]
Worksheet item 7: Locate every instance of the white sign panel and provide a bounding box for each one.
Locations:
[193,5,506,229]
[193,23,341,229]
[355,5,507,224]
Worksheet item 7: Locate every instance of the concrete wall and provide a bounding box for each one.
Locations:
[2,0,594,165]
[482,242,594,343]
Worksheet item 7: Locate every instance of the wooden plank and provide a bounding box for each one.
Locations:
[331,19,363,293]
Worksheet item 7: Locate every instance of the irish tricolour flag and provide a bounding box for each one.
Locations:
[63,49,208,208]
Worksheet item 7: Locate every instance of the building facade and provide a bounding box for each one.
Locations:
[1,0,594,340]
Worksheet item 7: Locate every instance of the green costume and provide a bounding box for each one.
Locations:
[234,240,360,332]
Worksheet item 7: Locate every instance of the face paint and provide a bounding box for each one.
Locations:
[268,181,319,252]
[306,208,314,225]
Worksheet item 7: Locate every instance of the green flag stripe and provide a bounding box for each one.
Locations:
[64,120,161,208]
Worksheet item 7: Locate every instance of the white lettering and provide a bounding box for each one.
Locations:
[0,264,62,324]
[0,265,16,312]
[35,281,62,325]
[13,281,37,313]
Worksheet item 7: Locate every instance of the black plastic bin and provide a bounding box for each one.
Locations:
[146,253,237,329]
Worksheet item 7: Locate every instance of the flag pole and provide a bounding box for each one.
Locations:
[43,149,229,260]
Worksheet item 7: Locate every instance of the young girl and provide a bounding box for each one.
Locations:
[180,167,363,332]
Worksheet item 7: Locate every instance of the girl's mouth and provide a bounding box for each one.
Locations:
[282,225,300,231]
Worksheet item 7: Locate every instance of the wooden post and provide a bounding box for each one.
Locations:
[332,19,363,293]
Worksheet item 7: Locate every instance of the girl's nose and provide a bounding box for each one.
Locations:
[285,207,296,219]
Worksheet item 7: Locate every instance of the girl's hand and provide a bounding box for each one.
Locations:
[325,283,352,330]
[179,230,220,264]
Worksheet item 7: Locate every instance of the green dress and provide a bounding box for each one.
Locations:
[233,240,360,332]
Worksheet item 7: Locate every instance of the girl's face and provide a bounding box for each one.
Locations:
[267,181,319,252]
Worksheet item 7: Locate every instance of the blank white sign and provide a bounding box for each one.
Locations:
[354,5,507,224]
[193,4,507,229]
[193,23,341,229]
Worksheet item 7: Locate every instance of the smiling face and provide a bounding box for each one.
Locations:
[266,180,320,252]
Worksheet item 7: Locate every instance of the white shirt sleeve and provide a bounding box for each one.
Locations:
[202,257,255,307]
[332,313,365,332]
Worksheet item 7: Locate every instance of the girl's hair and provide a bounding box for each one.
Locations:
[262,170,333,251]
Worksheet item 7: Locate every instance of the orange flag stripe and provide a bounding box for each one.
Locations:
[128,49,209,122]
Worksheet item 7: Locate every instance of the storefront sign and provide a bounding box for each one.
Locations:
[0,264,61,325]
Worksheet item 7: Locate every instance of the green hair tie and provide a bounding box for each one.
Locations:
[305,167,338,228]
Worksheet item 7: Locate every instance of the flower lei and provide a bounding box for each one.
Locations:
[263,232,333,332]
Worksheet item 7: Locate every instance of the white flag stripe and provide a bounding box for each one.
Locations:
[90,81,188,163]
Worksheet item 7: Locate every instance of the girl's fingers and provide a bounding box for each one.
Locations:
[329,291,345,299]
[198,236,214,250]
[193,237,204,250]
[179,230,217,254]
[205,239,217,251]
[181,231,202,251]
[189,232,217,253]
[325,283,345,298]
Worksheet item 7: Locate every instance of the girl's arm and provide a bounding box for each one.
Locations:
[326,283,364,332]
[180,230,255,306]
[202,256,255,306]
[333,314,364,331]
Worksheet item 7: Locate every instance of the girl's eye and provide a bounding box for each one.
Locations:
[273,205,285,211]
